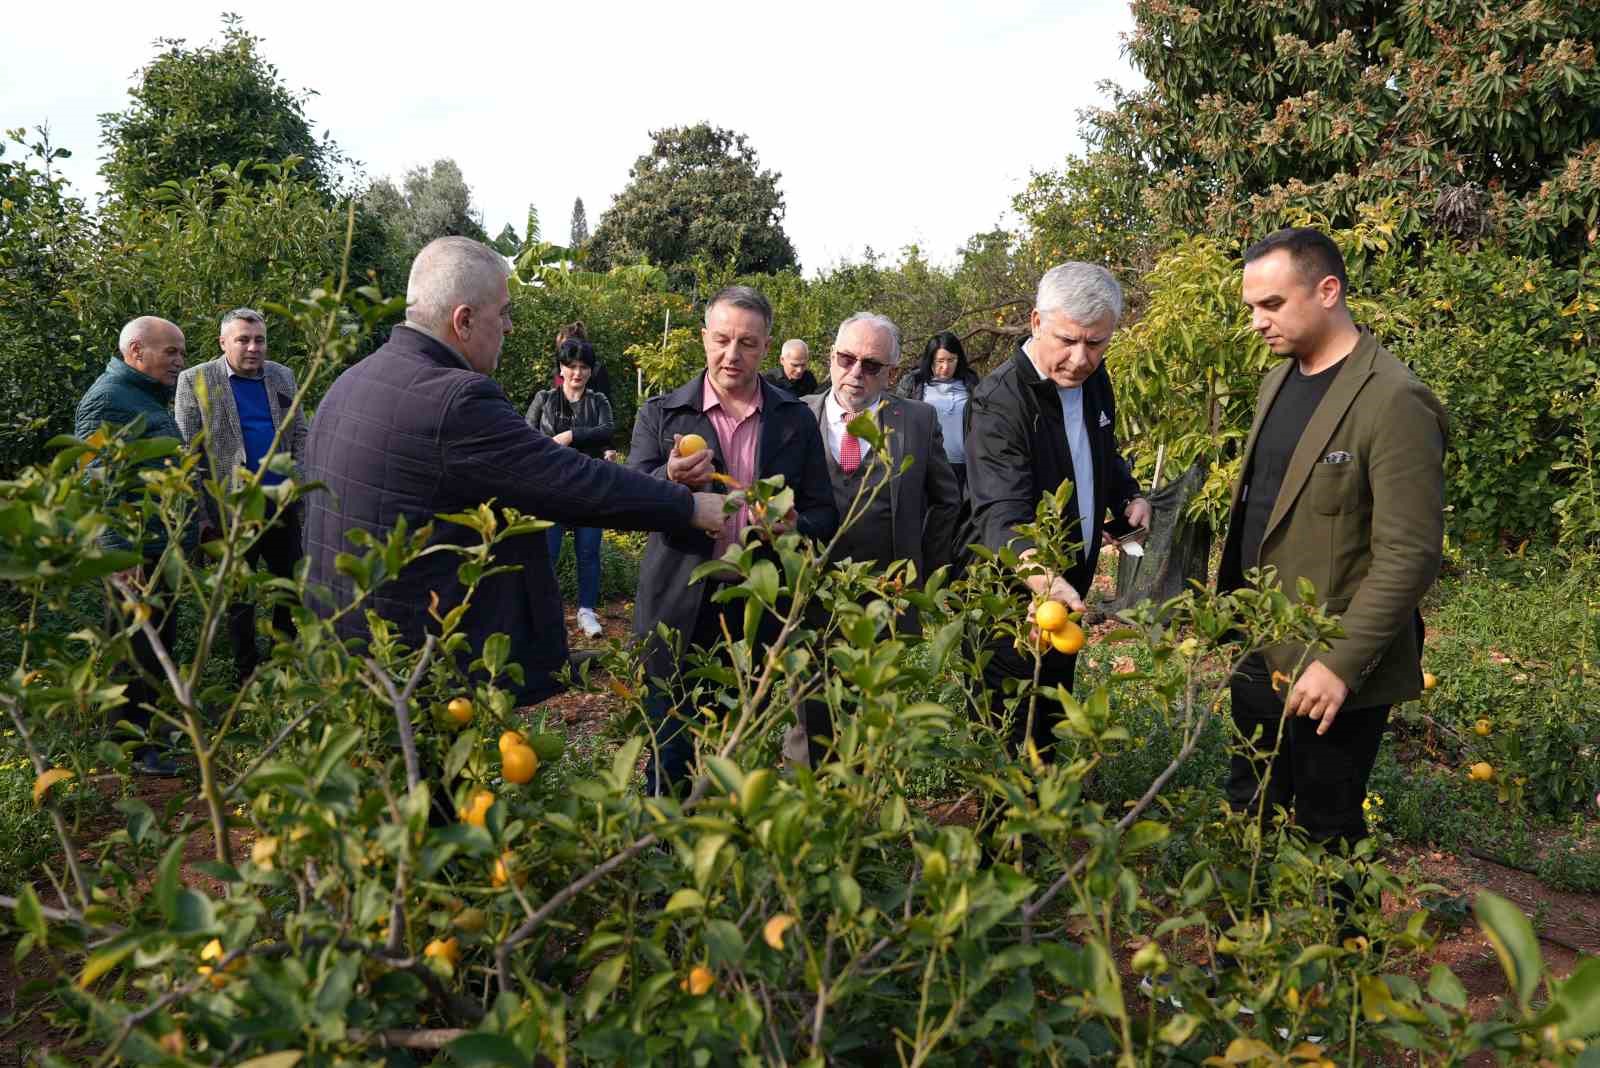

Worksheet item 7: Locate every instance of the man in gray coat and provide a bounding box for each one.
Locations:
[175,309,308,679]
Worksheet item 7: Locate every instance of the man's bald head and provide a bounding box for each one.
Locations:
[118,316,186,387]
[779,338,810,380]
[405,236,514,373]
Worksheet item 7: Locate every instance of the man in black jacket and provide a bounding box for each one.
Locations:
[630,287,838,794]
[964,262,1150,761]
[761,338,819,397]
[304,237,724,706]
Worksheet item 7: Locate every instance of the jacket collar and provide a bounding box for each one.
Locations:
[660,370,806,415]
[392,323,474,371]
[106,355,175,403]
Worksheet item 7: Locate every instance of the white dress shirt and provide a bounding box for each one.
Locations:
[822,390,884,463]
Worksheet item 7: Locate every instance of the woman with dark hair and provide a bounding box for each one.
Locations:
[550,320,611,399]
[527,338,614,637]
[896,330,979,487]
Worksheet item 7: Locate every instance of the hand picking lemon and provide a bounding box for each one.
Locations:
[1034,600,1069,633]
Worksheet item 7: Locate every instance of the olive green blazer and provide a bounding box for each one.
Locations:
[1218,328,1448,708]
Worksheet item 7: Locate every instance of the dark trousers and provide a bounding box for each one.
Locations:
[110,561,180,740]
[978,635,1078,760]
[227,507,302,678]
[1225,653,1389,852]
[646,591,832,796]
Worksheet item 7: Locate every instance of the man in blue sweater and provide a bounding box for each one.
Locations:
[175,309,309,680]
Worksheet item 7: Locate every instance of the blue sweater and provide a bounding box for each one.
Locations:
[228,373,285,485]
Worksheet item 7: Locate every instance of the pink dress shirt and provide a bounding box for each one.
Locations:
[702,376,763,558]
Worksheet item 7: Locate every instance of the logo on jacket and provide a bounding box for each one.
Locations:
[1321,450,1353,465]
[1098,411,1112,428]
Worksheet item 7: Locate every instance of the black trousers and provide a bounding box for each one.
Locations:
[227,507,302,678]
[1225,653,1389,851]
[978,635,1078,760]
[646,590,832,796]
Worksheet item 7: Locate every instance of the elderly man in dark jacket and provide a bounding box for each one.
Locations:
[75,315,193,775]
[303,237,724,707]
[629,286,838,794]
[963,263,1149,764]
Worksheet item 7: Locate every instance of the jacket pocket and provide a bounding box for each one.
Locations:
[1309,462,1365,515]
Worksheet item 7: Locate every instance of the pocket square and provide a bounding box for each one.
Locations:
[1098,411,1112,428]
[1321,450,1352,464]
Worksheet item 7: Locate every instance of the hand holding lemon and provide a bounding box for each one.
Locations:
[667,432,714,487]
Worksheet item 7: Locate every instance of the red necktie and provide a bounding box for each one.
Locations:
[839,415,861,474]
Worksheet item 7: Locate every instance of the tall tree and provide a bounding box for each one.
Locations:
[589,123,797,284]
[570,196,589,247]
[1084,1,1600,257]
[98,14,345,200]
[362,158,488,257]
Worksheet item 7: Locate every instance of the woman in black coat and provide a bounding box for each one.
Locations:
[895,330,980,488]
[526,338,615,637]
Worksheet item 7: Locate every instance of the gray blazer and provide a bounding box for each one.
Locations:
[174,357,307,524]
[804,390,961,579]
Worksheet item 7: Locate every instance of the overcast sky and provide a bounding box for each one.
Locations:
[3,1,1139,272]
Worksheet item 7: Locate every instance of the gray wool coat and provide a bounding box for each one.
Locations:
[174,357,307,525]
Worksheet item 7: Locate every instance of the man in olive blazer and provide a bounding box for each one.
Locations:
[1219,228,1447,868]
[801,313,961,581]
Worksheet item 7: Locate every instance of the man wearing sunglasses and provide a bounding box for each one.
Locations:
[804,313,960,580]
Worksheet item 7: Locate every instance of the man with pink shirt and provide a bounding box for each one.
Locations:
[629,285,838,794]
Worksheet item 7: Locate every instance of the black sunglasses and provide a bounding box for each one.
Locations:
[833,351,887,376]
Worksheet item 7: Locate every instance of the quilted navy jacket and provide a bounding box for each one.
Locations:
[303,325,695,704]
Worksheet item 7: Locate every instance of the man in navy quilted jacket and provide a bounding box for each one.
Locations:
[303,237,724,705]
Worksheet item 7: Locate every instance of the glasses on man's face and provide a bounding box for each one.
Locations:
[833,351,887,377]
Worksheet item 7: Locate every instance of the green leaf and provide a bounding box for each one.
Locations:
[526,731,565,762]
[580,953,627,1020]
[446,1034,524,1066]
[444,729,476,783]
[692,835,727,892]
[171,888,219,934]
[1550,955,1600,1040]
[610,736,643,791]
[78,937,137,989]
[833,874,861,917]
[703,919,746,968]
[154,836,185,924]
[1475,891,1543,1009]
[704,755,744,797]
[1120,820,1170,856]
[1426,964,1467,1011]
[13,885,46,943]
[664,889,705,914]
[747,560,779,606]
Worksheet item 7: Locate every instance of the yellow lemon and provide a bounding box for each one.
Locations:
[1422,671,1438,691]
[677,433,708,457]
[1469,761,1495,782]
[1034,600,1069,633]
[501,744,539,785]
[424,936,461,967]
[763,913,796,950]
[1049,621,1086,655]
[460,789,495,827]
[1474,719,1492,737]
[681,964,714,996]
[444,697,473,727]
[497,729,526,755]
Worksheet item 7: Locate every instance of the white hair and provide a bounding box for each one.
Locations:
[406,237,511,331]
[118,316,177,356]
[780,338,810,358]
[833,312,900,362]
[1035,262,1124,326]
